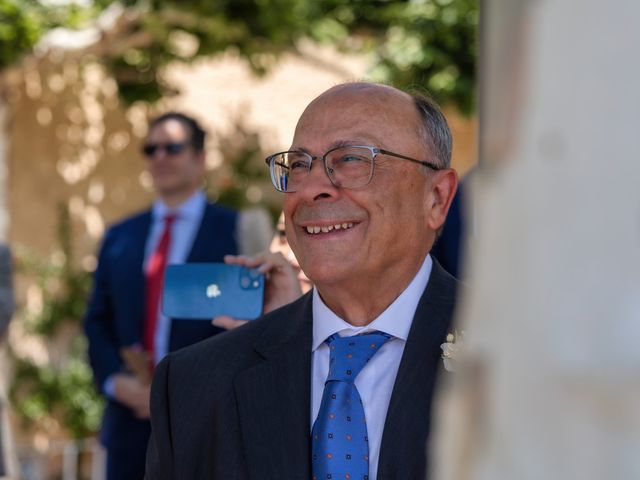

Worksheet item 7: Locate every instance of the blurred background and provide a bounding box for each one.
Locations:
[0,0,478,478]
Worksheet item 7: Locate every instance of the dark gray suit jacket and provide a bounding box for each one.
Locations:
[145,261,457,480]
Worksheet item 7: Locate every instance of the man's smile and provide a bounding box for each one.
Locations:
[304,222,356,234]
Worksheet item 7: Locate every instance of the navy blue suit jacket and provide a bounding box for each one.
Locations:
[84,202,238,450]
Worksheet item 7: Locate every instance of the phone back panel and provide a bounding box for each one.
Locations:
[162,263,264,320]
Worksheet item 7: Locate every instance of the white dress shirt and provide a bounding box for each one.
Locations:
[311,254,433,480]
[146,190,206,364]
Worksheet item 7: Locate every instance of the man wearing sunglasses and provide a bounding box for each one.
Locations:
[84,112,245,480]
[146,83,459,479]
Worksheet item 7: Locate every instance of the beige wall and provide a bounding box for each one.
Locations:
[6,57,151,265]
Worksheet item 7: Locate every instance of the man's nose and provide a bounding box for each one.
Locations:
[296,159,338,200]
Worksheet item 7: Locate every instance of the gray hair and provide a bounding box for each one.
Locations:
[411,92,453,168]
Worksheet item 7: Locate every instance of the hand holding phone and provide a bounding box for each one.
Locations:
[222,252,304,311]
[211,252,306,330]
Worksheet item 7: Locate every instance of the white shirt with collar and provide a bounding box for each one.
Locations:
[146,189,207,365]
[311,254,433,480]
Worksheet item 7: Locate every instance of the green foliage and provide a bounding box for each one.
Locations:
[302,0,478,112]
[0,0,42,68]
[0,0,105,69]
[9,337,104,439]
[18,205,92,335]
[116,0,479,111]
[0,0,477,113]
[361,0,479,114]
[9,204,103,439]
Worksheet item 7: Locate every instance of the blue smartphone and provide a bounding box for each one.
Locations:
[162,263,265,320]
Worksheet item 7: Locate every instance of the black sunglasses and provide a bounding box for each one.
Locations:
[142,142,190,157]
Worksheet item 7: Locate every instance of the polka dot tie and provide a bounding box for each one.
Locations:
[311,331,392,480]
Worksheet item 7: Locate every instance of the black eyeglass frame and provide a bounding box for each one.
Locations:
[142,142,193,157]
[264,145,443,193]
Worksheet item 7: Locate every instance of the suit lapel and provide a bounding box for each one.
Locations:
[377,261,457,479]
[187,203,214,262]
[234,294,313,479]
[112,212,151,345]
[187,202,239,262]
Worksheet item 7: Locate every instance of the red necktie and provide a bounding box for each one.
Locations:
[143,214,176,359]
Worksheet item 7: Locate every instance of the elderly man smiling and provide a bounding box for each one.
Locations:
[146,82,459,480]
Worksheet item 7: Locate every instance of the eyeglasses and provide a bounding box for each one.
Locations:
[142,142,190,157]
[265,145,442,193]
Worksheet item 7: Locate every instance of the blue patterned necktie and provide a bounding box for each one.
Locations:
[312,331,392,480]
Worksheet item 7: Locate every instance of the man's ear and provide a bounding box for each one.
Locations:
[426,169,458,231]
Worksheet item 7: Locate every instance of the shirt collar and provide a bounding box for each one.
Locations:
[152,190,206,222]
[311,254,433,351]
